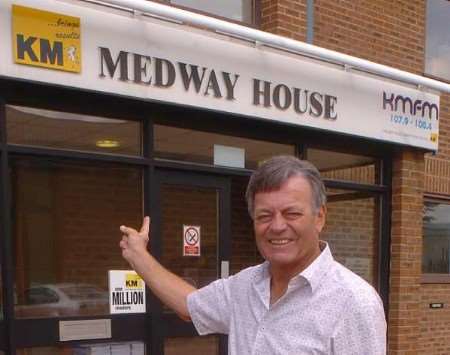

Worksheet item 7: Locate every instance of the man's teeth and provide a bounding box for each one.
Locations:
[269,239,290,245]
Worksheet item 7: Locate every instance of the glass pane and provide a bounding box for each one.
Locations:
[423,201,450,273]
[160,184,218,291]
[154,125,295,169]
[12,158,143,318]
[322,189,379,287]
[165,336,218,355]
[171,0,253,23]
[17,342,145,355]
[6,105,142,156]
[308,148,378,184]
[425,0,450,81]
[230,176,262,274]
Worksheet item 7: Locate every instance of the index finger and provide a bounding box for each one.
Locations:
[139,216,150,235]
[120,225,137,235]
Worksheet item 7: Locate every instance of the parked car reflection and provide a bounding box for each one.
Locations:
[15,283,109,318]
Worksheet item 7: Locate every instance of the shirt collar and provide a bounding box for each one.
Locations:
[257,241,334,294]
[298,241,334,293]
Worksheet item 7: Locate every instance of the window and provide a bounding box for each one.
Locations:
[154,124,295,169]
[307,148,380,185]
[12,157,143,318]
[425,0,450,81]
[6,105,142,156]
[162,0,255,25]
[423,200,450,274]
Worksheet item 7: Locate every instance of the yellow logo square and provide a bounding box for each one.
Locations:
[430,133,438,143]
[125,273,143,289]
[12,5,81,73]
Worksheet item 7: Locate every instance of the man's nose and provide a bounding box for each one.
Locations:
[270,213,287,233]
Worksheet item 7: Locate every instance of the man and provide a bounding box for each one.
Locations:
[120,155,387,354]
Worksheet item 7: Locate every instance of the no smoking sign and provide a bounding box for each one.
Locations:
[183,225,201,256]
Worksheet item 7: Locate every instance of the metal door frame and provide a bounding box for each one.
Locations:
[151,168,231,355]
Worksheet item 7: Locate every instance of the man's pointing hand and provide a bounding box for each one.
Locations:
[120,216,150,268]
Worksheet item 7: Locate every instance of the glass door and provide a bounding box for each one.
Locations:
[152,169,230,355]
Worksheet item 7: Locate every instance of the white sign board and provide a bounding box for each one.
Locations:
[108,270,146,314]
[0,0,440,150]
[214,144,245,168]
[183,225,201,256]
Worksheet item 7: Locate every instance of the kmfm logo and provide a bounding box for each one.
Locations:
[12,5,81,73]
[382,91,439,120]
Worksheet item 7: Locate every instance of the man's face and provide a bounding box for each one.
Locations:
[253,175,326,273]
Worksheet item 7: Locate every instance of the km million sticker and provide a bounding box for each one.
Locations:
[12,5,81,72]
[183,225,201,256]
[108,270,146,314]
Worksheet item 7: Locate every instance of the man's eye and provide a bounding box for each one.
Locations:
[285,212,302,219]
[256,215,272,223]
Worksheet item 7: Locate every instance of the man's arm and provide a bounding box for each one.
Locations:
[331,291,387,354]
[119,216,196,321]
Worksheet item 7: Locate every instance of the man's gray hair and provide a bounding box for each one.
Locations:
[245,155,327,218]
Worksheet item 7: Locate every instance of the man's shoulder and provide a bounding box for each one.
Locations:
[329,261,383,309]
[229,262,266,283]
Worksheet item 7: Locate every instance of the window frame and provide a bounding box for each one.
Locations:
[152,0,261,28]
[423,0,450,83]
[421,196,450,283]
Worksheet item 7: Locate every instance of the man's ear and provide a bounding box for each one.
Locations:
[315,205,326,233]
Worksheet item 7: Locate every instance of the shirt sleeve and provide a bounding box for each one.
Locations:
[187,277,233,335]
[331,290,387,355]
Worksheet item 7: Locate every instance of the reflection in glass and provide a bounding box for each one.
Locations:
[308,148,378,184]
[423,201,450,273]
[322,189,379,287]
[425,0,450,80]
[165,336,218,355]
[154,125,295,169]
[171,0,253,23]
[230,176,262,274]
[12,158,143,318]
[160,184,218,291]
[17,342,145,355]
[6,105,142,156]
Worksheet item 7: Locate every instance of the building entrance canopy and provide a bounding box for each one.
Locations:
[0,0,443,150]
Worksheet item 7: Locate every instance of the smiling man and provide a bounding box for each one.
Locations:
[120,155,386,354]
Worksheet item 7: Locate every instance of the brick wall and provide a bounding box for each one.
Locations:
[313,0,425,74]
[425,94,450,191]
[419,284,450,355]
[321,164,376,185]
[389,150,424,354]
[261,0,308,41]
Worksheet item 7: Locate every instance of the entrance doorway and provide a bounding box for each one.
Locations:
[151,169,231,355]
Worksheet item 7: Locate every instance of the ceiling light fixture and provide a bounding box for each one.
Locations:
[96,139,120,148]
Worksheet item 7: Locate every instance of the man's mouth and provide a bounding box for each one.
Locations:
[268,239,291,245]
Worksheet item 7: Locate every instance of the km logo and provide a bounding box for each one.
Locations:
[17,34,64,66]
[12,5,81,73]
